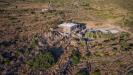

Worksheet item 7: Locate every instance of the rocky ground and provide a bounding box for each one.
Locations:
[0,0,133,75]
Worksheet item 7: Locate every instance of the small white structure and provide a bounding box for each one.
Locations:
[58,23,78,33]
[41,8,48,12]
[108,29,120,34]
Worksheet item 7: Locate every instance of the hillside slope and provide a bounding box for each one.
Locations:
[0,0,133,75]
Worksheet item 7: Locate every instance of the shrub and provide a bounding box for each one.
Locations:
[71,50,81,65]
[9,16,17,20]
[127,70,133,75]
[77,70,89,75]
[84,31,114,39]
[26,52,55,69]
[80,40,86,46]
[119,32,130,51]
[92,69,101,75]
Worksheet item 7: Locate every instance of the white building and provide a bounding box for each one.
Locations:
[58,23,78,33]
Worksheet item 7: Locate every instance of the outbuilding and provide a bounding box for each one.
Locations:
[58,23,78,33]
[58,22,86,33]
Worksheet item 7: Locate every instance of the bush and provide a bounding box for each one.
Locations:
[85,32,97,39]
[77,70,89,75]
[127,70,133,75]
[119,32,130,51]
[9,16,17,20]
[80,40,86,46]
[77,68,89,75]
[92,69,101,75]
[27,52,55,69]
[71,50,81,65]
[84,31,113,39]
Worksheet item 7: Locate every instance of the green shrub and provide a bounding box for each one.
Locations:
[127,70,133,75]
[84,32,96,38]
[77,70,89,75]
[27,52,55,69]
[92,69,101,75]
[80,40,86,46]
[119,32,130,51]
[84,32,113,39]
[71,50,81,65]
[9,16,17,20]
[30,34,39,48]
[0,55,11,64]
